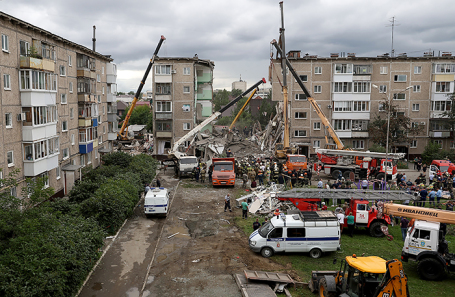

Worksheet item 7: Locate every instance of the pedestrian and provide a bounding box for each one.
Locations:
[278,173,284,184]
[402,173,407,182]
[242,172,248,188]
[362,179,368,190]
[145,184,150,193]
[317,179,323,189]
[413,157,419,170]
[436,187,443,204]
[208,165,213,183]
[224,194,232,212]
[336,210,345,233]
[420,187,428,207]
[226,149,232,157]
[347,212,355,237]
[428,188,436,206]
[241,200,248,219]
[200,166,206,183]
[262,217,269,225]
[417,159,422,172]
[156,177,161,188]
[253,218,261,230]
[422,163,427,173]
[400,217,409,241]
[429,172,434,184]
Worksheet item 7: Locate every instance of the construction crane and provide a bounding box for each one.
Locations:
[117,35,165,141]
[379,203,455,280]
[228,88,257,130]
[271,39,344,150]
[168,78,266,159]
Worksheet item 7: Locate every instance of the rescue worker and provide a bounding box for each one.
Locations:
[303,172,309,186]
[298,174,305,187]
[200,165,206,183]
[242,172,248,188]
[266,167,271,185]
[257,169,264,186]
[226,149,232,157]
[208,164,213,183]
[291,174,297,187]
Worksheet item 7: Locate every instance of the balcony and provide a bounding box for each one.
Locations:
[155,94,171,101]
[197,72,212,84]
[20,56,54,72]
[79,118,92,127]
[430,131,451,138]
[106,63,117,84]
[196,89,212,100]
[352,131,369,138]
[107,113,118,122]
[92,118,98,127]
[79,142,94,154]
[78,94,96,102]
[21,91,57,107]
[108,132,118,141]
[107,93,116,102]
[23,153,58,176]
[155,112,173,120]
[156,131,172,138]
[22,123,57,142]
[93,139,99,148]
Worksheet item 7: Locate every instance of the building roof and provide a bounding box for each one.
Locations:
[116,101,129,110]
[0,12,113,62]
[128,125,147,132]
[155,56,215,68]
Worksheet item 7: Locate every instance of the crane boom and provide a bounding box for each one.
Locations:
[316,148,405,159]
[229,88,257,130]
[271,39,344,149]
[118,35,166,140]
[169,78,266,158]
[383,203,455,224]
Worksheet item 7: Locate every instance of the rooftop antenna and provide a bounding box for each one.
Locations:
[387,17,399,58]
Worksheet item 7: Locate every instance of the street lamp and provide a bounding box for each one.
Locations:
[372,84,412,185]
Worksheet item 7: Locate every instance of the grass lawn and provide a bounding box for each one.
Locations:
[235,211,455,297]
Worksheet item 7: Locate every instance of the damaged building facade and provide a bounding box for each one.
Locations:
[152,57,214,156]
[0,12,117,197]
[271,51,455,158]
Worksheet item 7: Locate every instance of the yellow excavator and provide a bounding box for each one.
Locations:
[309,255,409,297]
[117,35,165,142]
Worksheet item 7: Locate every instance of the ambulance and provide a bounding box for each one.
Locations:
[144,187,169,217]
[249,211,340,258]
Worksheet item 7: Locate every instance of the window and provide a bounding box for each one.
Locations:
[394,74,407,82]
[183,123,191,130]
[393,93,406,100]
[352,120,369,131]
[155,65,171,75]
[412,104,420,111]
[296,75,307,82]
[287,228,305,238]
[103,125,106,134]
[414,66,422,74]
[5,113,12,128]
[80,155,86,167]
[71,134,75,145]
[433,64,455,74]
[295,93,307,100]
[2,34,9,52]
[3,74,11,90]
[379,103,386,111]
[334,119,351,131]
[103,106,105,115]
[156,121,172,131]
[314,66,322,74]
[379,85,387,93]
[102,86,105,95]
[352,81,370,93]
[182,104,190,112]
[20,40,30,56]
[451,141,455,149]
[434,140,443,148]
[156,101,172,112]
[98,95,101,103]
[183,67,191,75]
[183,86,190,93]
[432,101,451,112]
[68,55,72,66]
[87,153,92,164]
[97,74,100,82]
[380,66,388,74]
[98,135,102,144]
[314,85,322,93]
[352,140,364,149]
[353,65,372,75]
[334,101,351,112]
[102,66,104,74]
[69,81,73,93]
[62,121,68,131]
[333,82,352,93]
[313,122,321,130]
[156,83,171,94]
[335,64,353,74]
[295,112,307,119]
[95,149,99,159]
[20,70,58,91]
[56,166,61,179]
[10,187,17,197]
[61,93,67,104]
[7,151,14,167]
[294,130,307,137]
[59,65,66,76]
[412,122,419,128]
[352,101,369,112]
[313,140,320,148]
[411,140,417,148]
[413,85,421,92]
[436,82,450,93]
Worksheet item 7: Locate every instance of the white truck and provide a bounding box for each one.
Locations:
[249,211,340,259]
[144,187,169,217]
[176,156,198,178]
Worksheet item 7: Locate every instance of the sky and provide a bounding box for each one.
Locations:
[2,0,455,92]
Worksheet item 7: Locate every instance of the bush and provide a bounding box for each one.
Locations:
[128,154,158,185]
[101,151,133,167]
[397,161,409,169]
[422,141,455,164]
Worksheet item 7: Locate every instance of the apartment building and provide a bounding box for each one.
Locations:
[271,51,455,158]
[0,12,117,198]
[152,57,214,156]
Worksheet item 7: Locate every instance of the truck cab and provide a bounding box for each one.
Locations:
[429,160,455,176]
[286,154,307,171]
[176,156,198,178]
[211,157,236,186]
[346,199,391,237]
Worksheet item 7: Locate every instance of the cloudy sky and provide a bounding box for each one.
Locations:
[2,0,454,92]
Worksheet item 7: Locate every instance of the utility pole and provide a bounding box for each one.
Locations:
[279,1,289,149]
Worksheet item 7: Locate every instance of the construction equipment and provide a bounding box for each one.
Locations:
[309,255,410,297]
[168,78,266,159]
[380,203,455,280]
[211,157,236,187]
[229,88,257,130]
[117,35,165,141]
[316,148,405,180]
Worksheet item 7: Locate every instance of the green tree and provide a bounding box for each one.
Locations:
[213,89,230,111]
[421,141,455,164]
[21,176,55,209]
[117,91,125,95]
[120,105,152,126]
[368,101,423,151]
[128,91,135,95]
[255,97,276,129]
[231,88,243,98]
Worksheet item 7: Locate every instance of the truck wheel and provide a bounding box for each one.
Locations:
[318,278,336,297]
[417,258,446,280]
[310,248,322,259]
[376,173,385,180]
[331,170,342,180]
[261,247,274,258]
[369,221,385,237]
[343,171,352,180]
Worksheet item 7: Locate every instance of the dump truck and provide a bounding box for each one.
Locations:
[211,157,236,187]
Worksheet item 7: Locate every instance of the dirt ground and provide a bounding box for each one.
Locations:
[79,169,291,297]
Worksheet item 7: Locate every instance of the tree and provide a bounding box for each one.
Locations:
[231,88,243,98]
[421,141,455,164]
[368,101,423,151]
[212,89,230,111]
[255,97,276,129]
[128,91,135,95]
[117,91,125,95]
[119,105,152,127]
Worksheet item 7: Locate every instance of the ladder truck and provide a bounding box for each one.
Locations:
[380,203,455,280]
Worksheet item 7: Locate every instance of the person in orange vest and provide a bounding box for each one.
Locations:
[273,208,280,218]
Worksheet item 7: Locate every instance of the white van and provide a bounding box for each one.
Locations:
[249,211,340,258]
[144,187,169,217]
